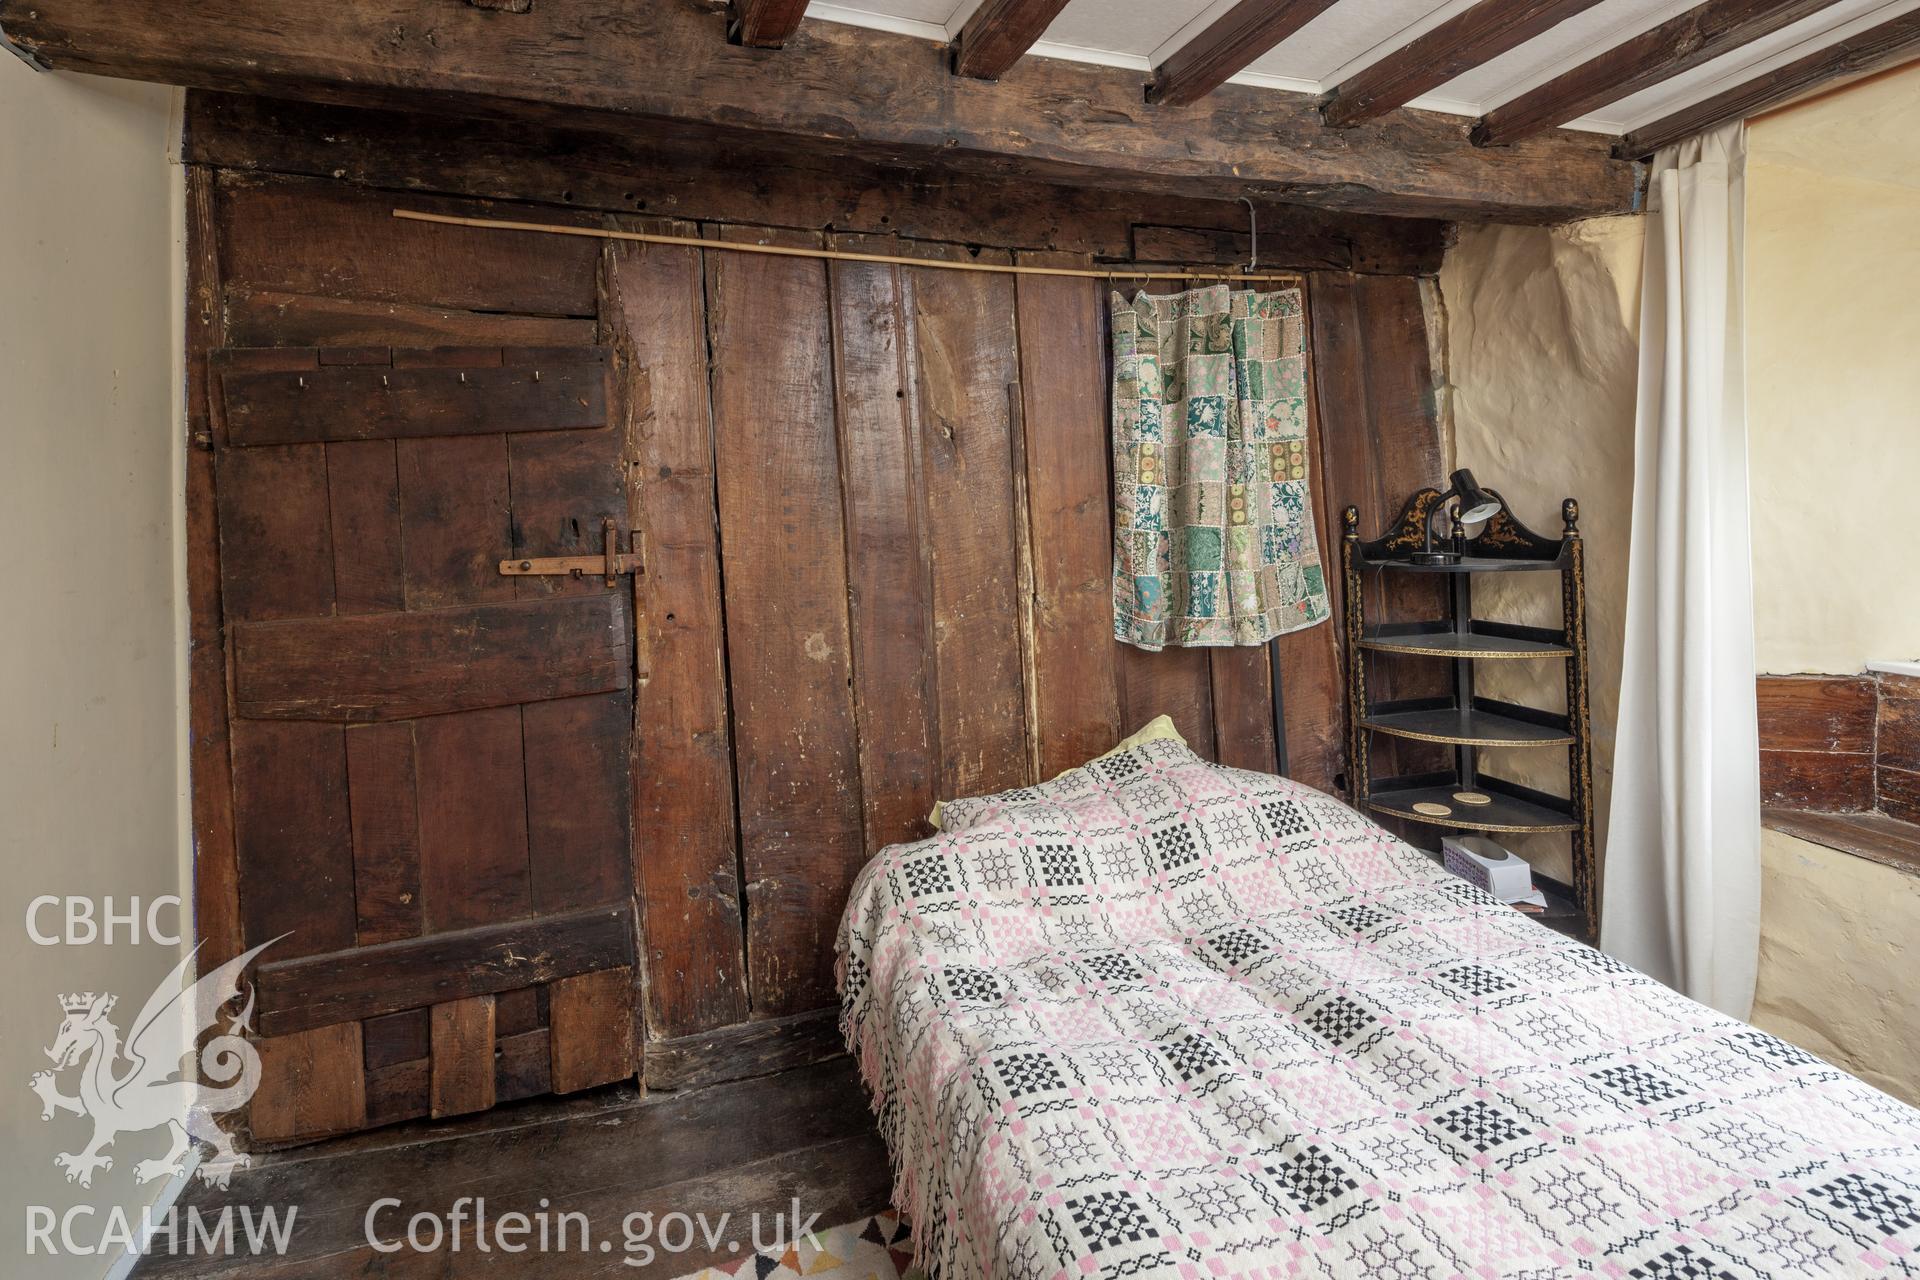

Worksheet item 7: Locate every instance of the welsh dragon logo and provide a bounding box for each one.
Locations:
[29,939,278,1191]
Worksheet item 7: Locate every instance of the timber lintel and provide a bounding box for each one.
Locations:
[0,0,1642,222]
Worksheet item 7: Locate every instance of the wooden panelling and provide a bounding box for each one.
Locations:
[608,231,750,1038]
[549,966,636,1093]
[414,705,532,932]
[1880,674,1920,823]
[396,432,515,611]
[912,247,1030,801]
[646,1009,846,1092]
[343,722,421,946]
[220,360,606,445]
[1761,749,1875,811]
[232,595,630,721]
[215,441,334,623]
[829,245,940,852]
[429,995,497,1117]
[251,1022,367,1144]
[187,163,1452,1137]
[231,720,356,959]
[254,905,634,1036]
[706,225,865,1019]
[217,176,599,317]
[325,440,405,615]
[1013,255,1124,780]
[523,692,633,914]
[1757,675,1877,753]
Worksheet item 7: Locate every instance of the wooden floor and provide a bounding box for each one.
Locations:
[131,1059,892,1279]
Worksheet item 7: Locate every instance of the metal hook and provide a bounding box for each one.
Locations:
[381,374,390,389]
[1238,196,1259,275]
[296,376,307,390]
[459,371,469,385]
[533,370,542,383]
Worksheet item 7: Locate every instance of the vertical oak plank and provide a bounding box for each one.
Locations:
[827,240,939,850]
[706,224,865,1018]
[396,432,515,611]
[1209,648,1280,773]
[231,720,357,959]
[326,439,405,615]
[608,229,750,1037]
[251,1022,367,1143]
[215,440,335,623]
[549,966,637,1093]
[343,721,422,946]
[414,706,532,932]
[523,691,632,913]
[1013,253,1123,779]
[429,995,498,1118]
[912,248,1030,799]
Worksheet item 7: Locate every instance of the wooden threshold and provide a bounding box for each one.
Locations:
[1763,807,1920,877]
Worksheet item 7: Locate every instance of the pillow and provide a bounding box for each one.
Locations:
[926,714,1187,831]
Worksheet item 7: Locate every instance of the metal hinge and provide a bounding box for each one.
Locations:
[499,518,644,588]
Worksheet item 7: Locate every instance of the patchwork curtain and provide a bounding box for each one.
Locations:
[1111,285,1330,651]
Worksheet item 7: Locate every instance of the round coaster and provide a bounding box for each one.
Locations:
[1411,801,1453,817]
[1452,791,1492,807]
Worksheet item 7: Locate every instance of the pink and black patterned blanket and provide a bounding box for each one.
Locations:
[837,739,1920,1280]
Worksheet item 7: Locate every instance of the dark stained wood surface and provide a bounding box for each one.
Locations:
[953,0,1074,80]
[705,224,866,1019]
[1764,807,1920,877]
[1470,0,1846,146]
[646,1008,847,1093]
[429,995,497,1117]
[607,231,752,1040]
[549,966,638,1093]
[829,243,942,852]
[254,904,636,1036]
[1320,0,1610,127]
[1619,8,1920,157]
[0,0,1641,222]
[248,1023,367,1146]
[1761,748,1875,811]
[1014,254,1124,779]
[220,358,606,445]
[1148,0,1343,106]
[232,595,630,721]
[185,93,1453,279]
[1756,674,1877,753]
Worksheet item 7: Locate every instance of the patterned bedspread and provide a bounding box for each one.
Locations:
[836,739,1920,1280]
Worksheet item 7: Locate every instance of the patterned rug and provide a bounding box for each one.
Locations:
[669,1212,917,1280]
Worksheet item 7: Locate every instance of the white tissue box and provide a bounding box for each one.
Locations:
[1441,835,1534,902]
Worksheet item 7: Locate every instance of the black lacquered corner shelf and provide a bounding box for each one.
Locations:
[1341,490,1598,942]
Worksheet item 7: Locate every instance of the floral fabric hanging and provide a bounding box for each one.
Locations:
[1110,284,1330,651]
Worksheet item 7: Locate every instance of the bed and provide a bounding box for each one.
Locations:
[837,738,1920,1280]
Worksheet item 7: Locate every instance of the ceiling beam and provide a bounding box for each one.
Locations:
[1471,0,1845,146]
[0,0,1640,223]
[953,0,1074,80]
[731,0,808,49]
[1146,0,1343,107]
[1618,8,1920,156]
[1319,0,1608,128]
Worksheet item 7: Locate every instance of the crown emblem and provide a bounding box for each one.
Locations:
[59,992,113,1015]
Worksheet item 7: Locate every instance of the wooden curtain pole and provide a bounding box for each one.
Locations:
[390,209,1307,286]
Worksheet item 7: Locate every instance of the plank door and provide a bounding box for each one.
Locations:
[213,344,640,1143]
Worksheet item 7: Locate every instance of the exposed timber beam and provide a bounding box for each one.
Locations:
[0,0,1639,222]
[1147,0,1343,107]
[953,0,1074,80]
[731,0,809,49]
[1618,8,1920,157]
[1472,0,1845,146]
[1320,0,1608,127]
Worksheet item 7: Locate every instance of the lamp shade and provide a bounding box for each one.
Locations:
[1448,469,1502,524]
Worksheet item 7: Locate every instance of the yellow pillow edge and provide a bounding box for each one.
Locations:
[927,715,1187,830]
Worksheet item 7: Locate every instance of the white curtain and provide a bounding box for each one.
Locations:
[1601,122,1761,1018]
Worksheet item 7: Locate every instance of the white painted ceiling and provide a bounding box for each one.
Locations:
[809,0,1920,134]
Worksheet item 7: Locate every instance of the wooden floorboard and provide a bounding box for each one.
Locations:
[130,1058,890,1278]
